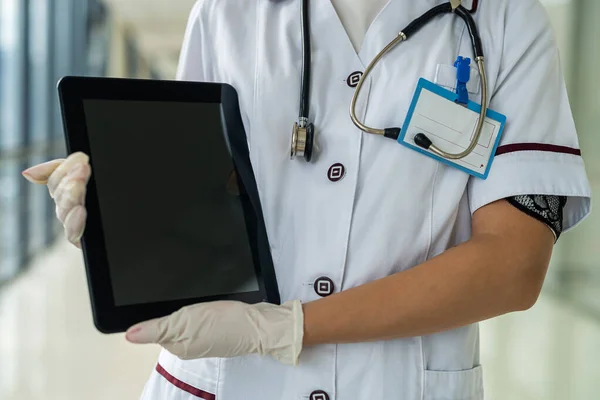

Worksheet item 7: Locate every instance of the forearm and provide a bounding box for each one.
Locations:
[302,232,550,347]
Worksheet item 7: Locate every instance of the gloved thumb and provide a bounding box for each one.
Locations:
[22,159,65,184]
[125,316,168,344]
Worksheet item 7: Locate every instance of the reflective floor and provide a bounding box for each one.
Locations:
[0,240,159,400]
[1,239,600,400]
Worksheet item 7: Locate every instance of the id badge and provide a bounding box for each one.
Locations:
[398,78,507,179]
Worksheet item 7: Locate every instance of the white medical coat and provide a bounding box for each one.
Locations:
[141,0,592,399]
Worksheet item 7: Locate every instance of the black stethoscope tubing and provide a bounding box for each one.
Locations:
[299,0,311,126]
[292,0,484,162]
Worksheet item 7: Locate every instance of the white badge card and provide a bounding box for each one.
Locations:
[398,78,507,179]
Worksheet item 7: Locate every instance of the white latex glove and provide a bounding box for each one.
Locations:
[22,152,91,247]
[125,300,305,366]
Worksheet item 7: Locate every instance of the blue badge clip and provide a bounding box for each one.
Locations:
[454,56,471,105]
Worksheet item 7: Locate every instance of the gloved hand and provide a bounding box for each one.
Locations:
[22,152,91,247]
[125,300,305,366]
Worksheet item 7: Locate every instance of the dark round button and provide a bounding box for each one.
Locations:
[346,71,363,87]
[310,390,330,400]
[327,163,345,182]
[314,277,335,297]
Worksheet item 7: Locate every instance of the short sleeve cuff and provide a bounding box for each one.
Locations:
[468,151,592,233]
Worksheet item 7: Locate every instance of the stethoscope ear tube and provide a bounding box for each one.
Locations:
[454,6,484,58]
[347,1,488,162]
[293,0,487,163]
[421,4,488,160]
[402,3,452,37]
[299,0,311,121]
[349,2,456,137]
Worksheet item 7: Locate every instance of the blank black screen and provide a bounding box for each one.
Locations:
[83,99,259,306]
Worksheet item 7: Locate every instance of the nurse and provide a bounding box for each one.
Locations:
[23,0,592,399]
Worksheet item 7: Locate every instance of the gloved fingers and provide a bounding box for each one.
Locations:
[125,305,195,345]
[125,317,161,343]
[47,152,90,197]
[22,159,65,185]
[161,342,194,360]
[23,153,90,249]
[53,164,90,221]
[124,300,302,363]
[52,162,90,246]
[63,205,87,245]
[161,340,214,361]
[125,302,250,359]
[67,161,92,185]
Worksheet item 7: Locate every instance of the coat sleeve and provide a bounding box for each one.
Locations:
[467,0,591,233]
[176,1,210,82]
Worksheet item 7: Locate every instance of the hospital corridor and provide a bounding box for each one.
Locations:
[1,0,600,399]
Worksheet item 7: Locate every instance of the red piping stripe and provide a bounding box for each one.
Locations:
[468,0,479,13]
[495,143,581,156]
[156,363,216,400]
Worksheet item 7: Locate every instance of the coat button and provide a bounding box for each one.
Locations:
[310,390,330,400]
[314,277,335,297]
[347,71,363,87]
[327,163,345,182]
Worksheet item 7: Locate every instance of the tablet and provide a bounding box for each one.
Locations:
[57,76,280,333]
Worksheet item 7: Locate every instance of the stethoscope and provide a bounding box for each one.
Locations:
[290,0,487,163]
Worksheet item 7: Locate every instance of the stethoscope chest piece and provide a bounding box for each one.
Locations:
[290,122,315,162]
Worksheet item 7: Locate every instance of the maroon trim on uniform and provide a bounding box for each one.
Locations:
[467,0,479,13]
[156,363,216,400]
[495,143,582,156]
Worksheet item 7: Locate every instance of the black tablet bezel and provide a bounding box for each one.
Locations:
[57,76,280,334]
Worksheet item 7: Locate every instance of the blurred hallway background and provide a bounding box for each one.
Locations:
[0,0,598,399]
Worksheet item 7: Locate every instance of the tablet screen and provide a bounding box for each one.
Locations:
[82,99,260,306]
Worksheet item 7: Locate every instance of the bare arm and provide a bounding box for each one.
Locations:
[302,199,554,346]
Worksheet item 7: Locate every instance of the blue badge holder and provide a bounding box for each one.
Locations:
[398,78,507,179]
